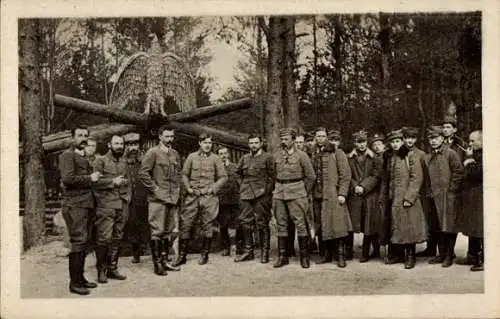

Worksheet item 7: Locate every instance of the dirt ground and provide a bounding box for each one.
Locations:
[21,233,483,298]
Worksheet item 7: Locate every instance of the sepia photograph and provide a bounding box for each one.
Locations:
[2,0,499,318]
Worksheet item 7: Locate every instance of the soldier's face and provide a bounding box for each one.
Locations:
[371,141,385,154]
[295,136,305,150]
[73,128,89,150]
[330,139,341,148]
[404,137,417,148]
[160,129,175,146]
[84,140,97,157]
[109,136,124,156]
[315,131,328,146]
[390,138,403,151]
[218,148,229,161]
[428,135,444,149]
[469,133,482,151]
[126,140,140,155]
[442,123,457,137]
[199,138,213,153]
[280,135,294,149]
[355,141,367,152]
[248,137,262,153]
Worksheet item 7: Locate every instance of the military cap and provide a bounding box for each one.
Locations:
[370,133,385,144]
[280,127,296,138]
[402,126,419,138]
[123,132,140,143]
[387,129,404,141]
[353,130,368,142]
[426,125,444,138]
[327,130,341,140]
[305,131,315,141]
[442,114,457,125]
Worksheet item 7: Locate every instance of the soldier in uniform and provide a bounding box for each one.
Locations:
[174,133,228,266]
[305,131,316,156]
[85,137,98,163]
[457,130,483,271]
[347,130,382,262]
[272,128,316,269]
[59,126,100,295]
[442,115,467,159]
[138,126,182,275]
[234,134,275,263]
[425,126,464,268]
[370,133,386,156]
[216,146,241,257]
[92,135,130,283]
[313,127,352,268]
[328,130,342,149]
[122,132,150,264]
[84,136,98,257]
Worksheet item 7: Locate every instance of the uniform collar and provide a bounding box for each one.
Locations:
[348,148,374,158]
[198,150,212,157]
[250,149,263,157]
[74,148,85,157]
[105,150,122,162]
[159,143,171,153]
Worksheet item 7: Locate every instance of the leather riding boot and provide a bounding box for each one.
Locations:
[131,243,141,264]
[162,238,180,271]
[108,246,127,280]
[220,227,231,256]
[69,252,90,295]
[344,232,354,260]
[150,239,167,276]
[441,233,455,268]
[287,221,296,257]
[317,232,325,257]
[385,244,404,264]
[404,244,416,269]
[234,228,255,262]
[316,240,333,264]
[370,235,381,259]
[298,236,311,269]
[198,237,212,265]
[416,232,438,257]
[95,245,108,284]
[470,237,484,271]
[235,227,244,255]
[171,238,188,267]
[78,251,97,288]
[273,237,289,268]
[359,235,371,263]
[260,227,270,264]
[429,234,446,264]
[336,238,346,268]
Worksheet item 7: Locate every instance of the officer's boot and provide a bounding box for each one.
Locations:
[95,245,108,284]
[287,221,296,257]
[198,237,212,265]
[68,252,90,295]
[470,237,484,272]
[456,238,474,265]
[220,227,231,256]
[429,233,446,264]
[345,232,354,260]
[78,250,97,288]
[150,239,167,276]
[234,228,255,262]
[108,246,127,280]
[131,243,141,264]
[298,236,311,269]
[273,237,289,268]
[359,235,371,263]
[442,233,455,268]
[162,238,180,271]
[336,238,346,268]
[235,226,244,255]
[260,227,270,264]
[317,232,325,257]
[316,240,333,264]
[370,235,381,259]
[171,238,188,267]
[404,244,416,269]
[416,232,438,257]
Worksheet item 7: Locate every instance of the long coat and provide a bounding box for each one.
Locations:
[312,145,353,240]
[457,149,483,237]
[347,149,382,235]
[425,146,464,233]
[380,147,427,244]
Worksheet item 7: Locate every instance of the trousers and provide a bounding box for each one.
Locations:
[273,197,309,237]
[180,194,219,239]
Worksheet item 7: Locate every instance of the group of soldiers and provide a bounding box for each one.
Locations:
[59,114,483,296]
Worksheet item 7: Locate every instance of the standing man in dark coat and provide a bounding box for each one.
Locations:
[216,146,241,257]
[138,126,182,275]
[174,133,228,266]
[272,128,316,269]
[92,135,130,283]
[457,130,483,271]
[425,126,464,268]
[59,126,100,295]
[347,130,382,262]
[234,134,275,263]
[123,132,150,264]
[442,115,467,160]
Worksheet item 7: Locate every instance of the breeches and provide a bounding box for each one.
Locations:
[148,202,179,240]
[62,206,94,253]
[273,197,309,237]
[239,196,272,230]
[95,205,128,247]
[180,194,219,239]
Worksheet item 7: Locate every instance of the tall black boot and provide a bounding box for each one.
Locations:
[404,244,416,269]
[456,238,474,265]
[344,232,354,260]
[220,227,231,256]
[370,235,381,259]
[273,237,289,268]
[316,240,333,264]
[442,233,456,268]
[287,221,296,257]
[198,237,212,265]
[131,243,141,264]
[336,238,346,268]
[108,246,127,280]
[317,232,325,257]
[235,226,244,255]
[470,237,484,272]
[298,236,311,268]
[416,232,438,257]
[150,239,167,276]
[359,235,371,263]
[234,228,255,262]
[171,238,188,267]
[95,245,108,284]
[429,233,446,264]
[69,252,90,295]
[385,244,404,264]
[260,227,270,264]
[162,238,180,271]
[78,251,97,288]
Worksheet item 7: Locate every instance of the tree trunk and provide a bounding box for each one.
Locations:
[264,17,284,151]
[257,17,266,137]
[333,16,343,128]
[378,13,392,132]
[19,19,45,250]
[282,16,300,131]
